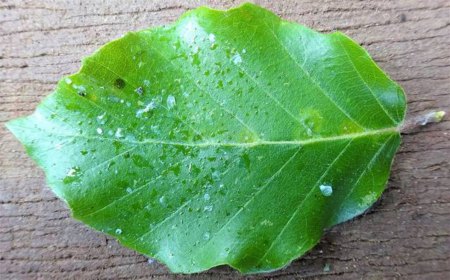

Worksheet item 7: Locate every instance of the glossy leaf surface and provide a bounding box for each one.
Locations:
[7,3,406,274]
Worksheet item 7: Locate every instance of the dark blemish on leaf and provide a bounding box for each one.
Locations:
[77,90,86,97]
[170,163,181,176]
[241,153,251,172]
[132,154,147,167]
[399,13,406,22]
[112,141,123,152]
[114,78,126,89]
[107,161,116,169]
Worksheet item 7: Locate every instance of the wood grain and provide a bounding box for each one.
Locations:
[1,0,449,279]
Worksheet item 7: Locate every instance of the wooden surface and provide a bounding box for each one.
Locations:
[1,0,449,279]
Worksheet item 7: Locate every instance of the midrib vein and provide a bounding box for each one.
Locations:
[66,127,398,148]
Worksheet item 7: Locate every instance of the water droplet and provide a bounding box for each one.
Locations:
[97,112,106,120]
[115,228,122,235]
[242,48,247,54]
[115,128,123,138]
[208,33,215,43]
[212,171,221,181]
[360,191,377,206]
[167,95,176,109]
[63,166,82,184]
[96,128,103,135]
[159,196,166,204]
[203,232,210,240]
[66,167,78,177]
[136,102,156,118]
[135,87,144,95]
[232,53,242,65]
[260,219,273,226]
[73,84,86,96]
[319,184,333,196]
[65,77,72,84]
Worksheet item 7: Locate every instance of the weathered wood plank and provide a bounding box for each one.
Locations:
[1,0,449,279]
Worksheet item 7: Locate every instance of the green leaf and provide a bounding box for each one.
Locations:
[6,3,406,274]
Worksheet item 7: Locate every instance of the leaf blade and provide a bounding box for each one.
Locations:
[6,3,405,274]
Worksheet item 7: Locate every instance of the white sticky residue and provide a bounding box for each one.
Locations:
[65,77,72,84]
[204,193,210,201]
[115,228,122,235]
[204,205,213,212]
[96,128,103,135]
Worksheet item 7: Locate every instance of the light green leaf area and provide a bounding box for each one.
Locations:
[7,3,406,274]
